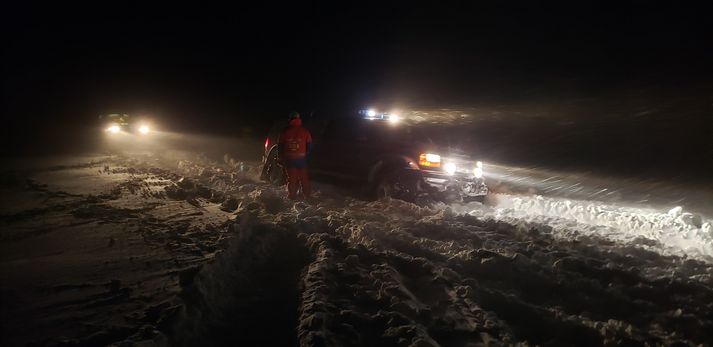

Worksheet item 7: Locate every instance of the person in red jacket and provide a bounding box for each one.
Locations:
[277,111,313,200]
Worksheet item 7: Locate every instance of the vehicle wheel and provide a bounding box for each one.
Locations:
[376,170,416,202]
[265,152,286,186]
[463,195,486,204]
[414,194,438,207]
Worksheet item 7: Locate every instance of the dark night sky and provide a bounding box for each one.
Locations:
[2,2,712,171]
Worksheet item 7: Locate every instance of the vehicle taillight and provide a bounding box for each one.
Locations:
[418,153,441,168]
[264,137,269,151]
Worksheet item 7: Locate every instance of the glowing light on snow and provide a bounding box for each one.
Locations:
[455,195,713,262]
[474,166,483,178]
[444,163,457,175]
[106,124,120,133]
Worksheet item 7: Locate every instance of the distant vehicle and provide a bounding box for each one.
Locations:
[99,114,152,135]
[260,109,488,203]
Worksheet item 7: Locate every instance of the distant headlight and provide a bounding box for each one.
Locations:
[476,161,483,168]
[388,114,400,123]
[474,166,483,178]
[138,125,150,134]
[106,124,120,133]
[444,162,457,175]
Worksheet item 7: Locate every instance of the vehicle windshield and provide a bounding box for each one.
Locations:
[303,110,479,154]
[357,118,476,153]
[105,114,130,122]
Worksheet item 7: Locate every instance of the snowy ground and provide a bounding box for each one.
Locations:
[1,151,712,346]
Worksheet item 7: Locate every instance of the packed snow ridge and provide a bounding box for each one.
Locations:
[453,194,713,263]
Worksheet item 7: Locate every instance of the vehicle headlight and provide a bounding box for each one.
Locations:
[476,161,483,168]
[138,125,150,134]
[419,153,441,168]
[444,162,457,175]
[474,166,483,178]
[388,114,400,123]
[106,124,120,133]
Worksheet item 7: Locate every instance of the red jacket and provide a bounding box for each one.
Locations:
[278,118,313,161]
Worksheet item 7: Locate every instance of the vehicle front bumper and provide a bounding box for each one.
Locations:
[420,172,488,198]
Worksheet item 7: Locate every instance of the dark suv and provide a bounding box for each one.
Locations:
[260,110,488,203]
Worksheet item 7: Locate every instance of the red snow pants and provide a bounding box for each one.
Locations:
[286,167,311,200]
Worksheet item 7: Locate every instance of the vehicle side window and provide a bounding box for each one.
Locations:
[269,121,287,138]
[304,118,329,141]
[324,118,361,142]
[359,122,384,140]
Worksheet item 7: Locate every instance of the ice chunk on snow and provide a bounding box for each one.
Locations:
[702,223,712,238]
[679,213,703,228]
[668,206,683,218]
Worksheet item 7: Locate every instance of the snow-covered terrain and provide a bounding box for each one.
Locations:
[2,152,712,346]
[459,194,713,262]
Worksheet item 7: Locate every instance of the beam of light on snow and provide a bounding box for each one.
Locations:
[100,129,263,165]
[455,162,713,262]
[483,163,625,200]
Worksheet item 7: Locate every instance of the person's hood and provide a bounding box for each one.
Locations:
[289,118,302,127]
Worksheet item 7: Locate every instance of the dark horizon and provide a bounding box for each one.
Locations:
[2,2,712,178]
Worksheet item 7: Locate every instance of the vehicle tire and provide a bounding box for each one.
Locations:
[375,169,417,202]
[264,152,286,186]
[463,195,486,204]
